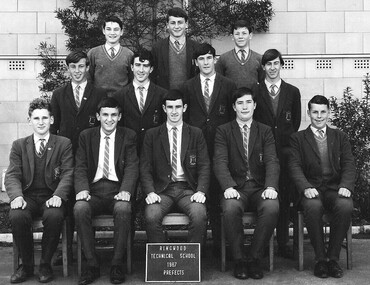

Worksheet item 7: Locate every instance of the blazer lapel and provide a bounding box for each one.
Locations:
[143,83,155,114]
[260,82,275,117]
[45,135,56,166]
[160,124,171,163]
[66,82,79,112]
[194,75,208,114]
[304,127,320,159]
[231,120,246,160]
[92,129,100,167]
[26,136,35,178]
[114,128,123,165]
[208,74,221,112]
[163,38,170,76]
[248,121,258,159]
[78,82,92,112]
[127,84,141,113]
[275,80,287,121]
[326,127,336,166]
[181,124,190,164]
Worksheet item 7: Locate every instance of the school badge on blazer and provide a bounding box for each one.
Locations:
[53,166,61,181]
[218,105,226,116]
[189,154,197,166]
[285,111,292,121]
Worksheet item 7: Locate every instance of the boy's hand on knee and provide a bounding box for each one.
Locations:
[262,187,278,199]
[304,188,319,199]
[146,192,161,204]
[10,196,27,210]
[46,195,62,208]
[224,188,240,199]
[338,188,351,198]
[114,191,131,201]
[76,190,91,201]
[190,191,206,203]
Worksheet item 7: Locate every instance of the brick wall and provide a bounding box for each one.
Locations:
[1,0,370,182]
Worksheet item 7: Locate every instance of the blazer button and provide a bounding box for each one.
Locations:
[141,128,145,131]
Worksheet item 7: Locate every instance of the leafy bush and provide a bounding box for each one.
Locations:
[329,74,370,224]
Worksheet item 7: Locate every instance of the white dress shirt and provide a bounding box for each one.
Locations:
[167,122,185,180]
[200,73,216,98]
[71,80,87,105]
[133,81,150,108]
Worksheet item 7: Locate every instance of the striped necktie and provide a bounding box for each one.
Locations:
[240,50,246,62]
[317,129,325,138]
[174,40,181,51]
[103,136,110,179]
[270,84,276,96]
[38,139,46,157]
[242,125,249,160]
[75,85,81,108]
[204,78,211,111]
[138,86,145,113]
[110,47,115,58]
[171,127,178,181]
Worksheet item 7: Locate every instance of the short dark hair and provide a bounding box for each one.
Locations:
[262,49,284,66]
[231,19,253,34]
[232,87,255,105]
[102,15,123,30]
[308,95,330,110]
[162,89,185,106]
[130,49,154,66]
[193,43,216,60]
[66,51,89,66]
[167,7,188,22]
[28,98,52,117]
[96,97,122,114]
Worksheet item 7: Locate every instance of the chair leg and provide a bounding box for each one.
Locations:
[127,227,132,274]
[220,215,226,272]
[347,221,353,270]
[269,234,274,271]
[77,234,82,277]
[62,220,68,277]
[298,211,304,271]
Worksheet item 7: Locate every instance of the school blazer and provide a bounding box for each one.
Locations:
[140,123,210,195]
[74,126,139,195]
[213,120,280,191]
[5,134,74,202]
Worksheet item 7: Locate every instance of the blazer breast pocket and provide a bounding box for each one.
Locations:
[186,150,197,168]
[53,166,61,182]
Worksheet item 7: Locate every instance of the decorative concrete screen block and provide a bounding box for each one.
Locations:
[0,35,17,55]
[1,0,17,11]
[324,78,363,99]
[286,78,324,101]
[273,0,288,12]
[269,12,307,33]
[346,12,370,32]
[365,0,370,10]
[307,12,345,33]
[0,80,17,102]
[306,58,342,78]
[18,0,57,12]
[281,58,305,79]
[18,34,56,55]
[0,102,29,123]
[38,12,64,34]
[0,60,38,80]
[57,34,70,55]
[288,0,325,11]
[18,79,42,101]
[343,58,370,78]
[288,34,325,54]
[252,34,288,54]
[0,123,18,145]
[326,0,363,11]
[18,123,33,139]
[363,34,370,53]
[0,13,37,33]
[326,33,362,54]
[0,145,12,168]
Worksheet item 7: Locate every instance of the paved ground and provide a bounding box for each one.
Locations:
[0,238,369,285]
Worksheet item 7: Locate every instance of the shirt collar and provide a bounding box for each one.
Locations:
[72,80,87,91]
[34,133,50,145]
[310,125,327,136]
[234,46,250,56]
[265,79,281,91]
[236,119,252,129]
[167,122,183,132]
[200,73,216,83]
[105,43,120,53]
[170,36,185,46]
[100,128,116,140]
[133,81,150,90]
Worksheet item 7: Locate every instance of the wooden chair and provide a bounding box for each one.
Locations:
[296,211,352,271]
[13,218,68,277]
[162,213,190,240]
[76,215,132,276]
[221,212,274,272]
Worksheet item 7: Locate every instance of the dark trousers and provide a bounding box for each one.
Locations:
[9,190,65,266]
[276,147,293,247]
[301,188,353,261]
[221,181,279,261]
[145,182,207,244]
[208,172,222,248]
[74,180,131,267]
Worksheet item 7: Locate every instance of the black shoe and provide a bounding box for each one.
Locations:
[110,265,125,284]
[78,266,100,285]
[277,245,294,259]
[247,259,263,279]
[233,260,248,280]
[38,263,53,283]
[10,265,34,283]
[314,260,329,278]
[327,260,344,278]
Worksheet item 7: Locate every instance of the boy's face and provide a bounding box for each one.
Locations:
[163,99,187,126]
[232,27,252,49]
[307,103,329,130]
[131,57,153,84]
[263,57,282,81]
[195,53,216,77]
[28,108,53,137]
[233,94,256,122]
[167,16,187,39]
[68,58,89,84]
[96,107,121,135]
[103,21,123,46]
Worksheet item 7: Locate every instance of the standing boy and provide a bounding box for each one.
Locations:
[88,16,134,96]
[74,97,139,284]
[216,20,263,89]
[5,98,74,283]
[151,7,199,90]
[253,49,301,257]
